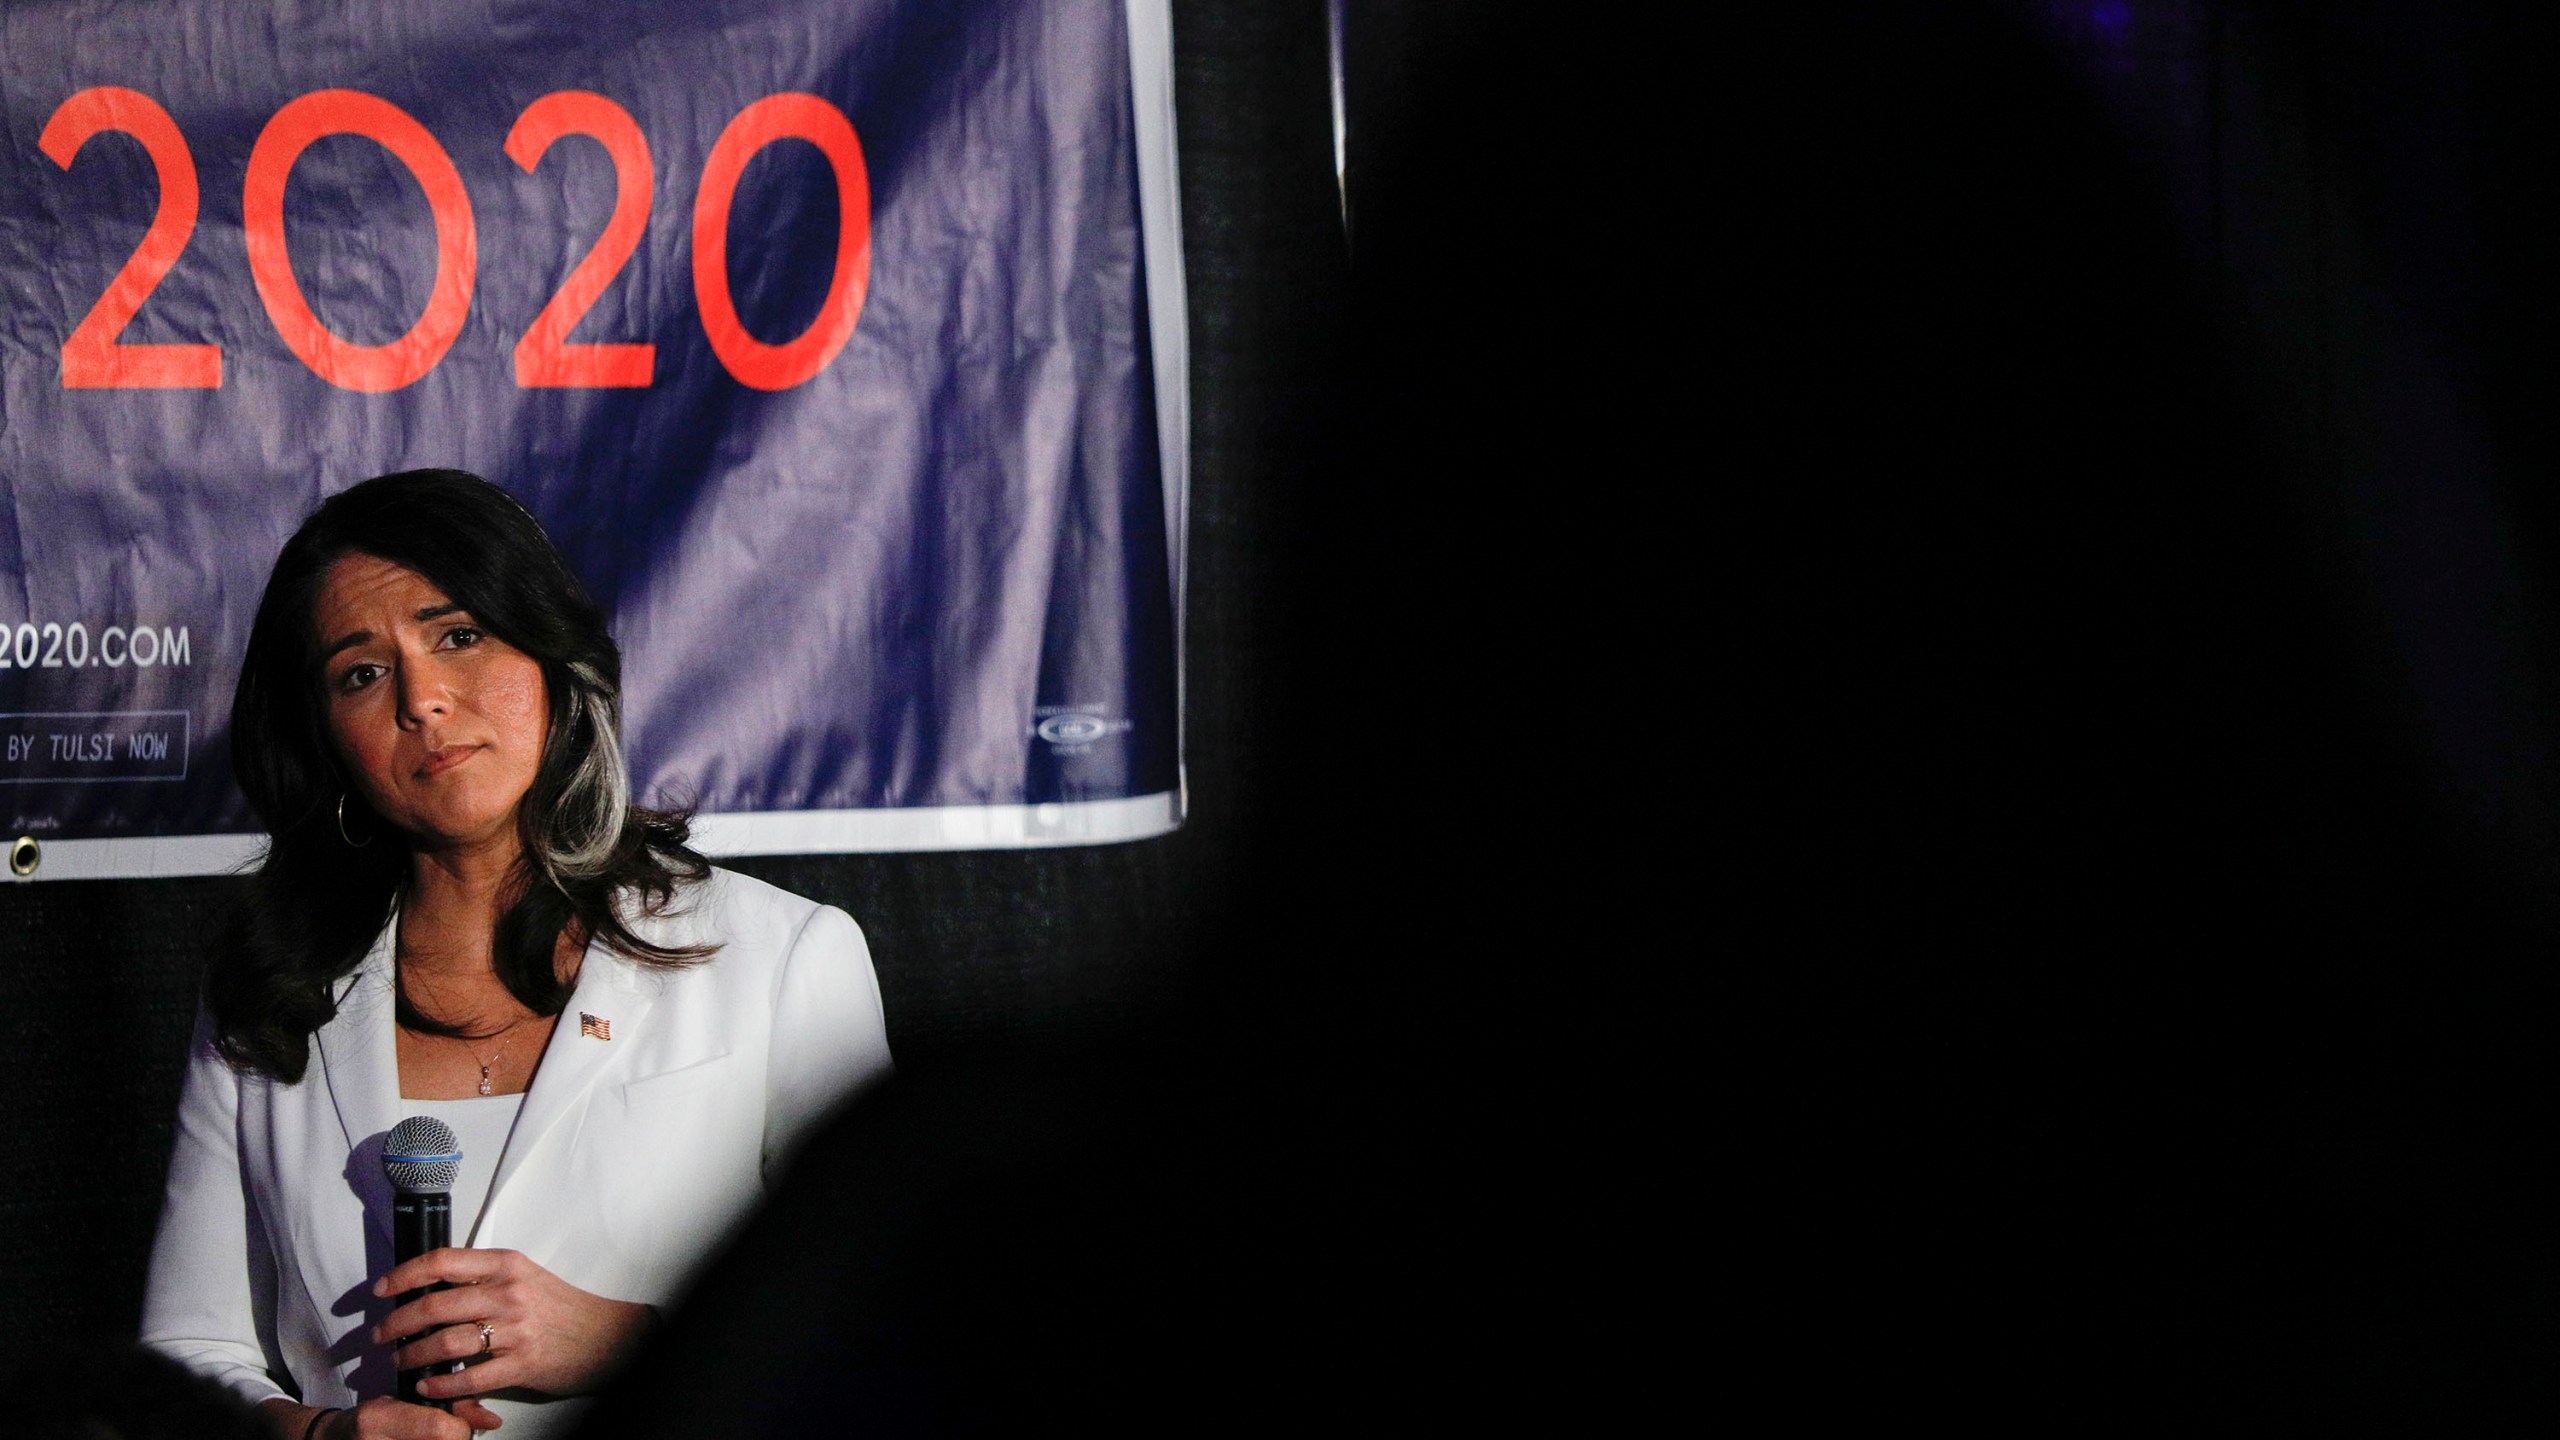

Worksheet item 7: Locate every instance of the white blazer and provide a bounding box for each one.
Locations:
[140,868,894,1437]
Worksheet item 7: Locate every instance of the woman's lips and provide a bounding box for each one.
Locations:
[415,745,482,779]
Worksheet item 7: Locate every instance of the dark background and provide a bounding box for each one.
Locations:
[15,0,2560,1425]
[1731,0,2560,1419]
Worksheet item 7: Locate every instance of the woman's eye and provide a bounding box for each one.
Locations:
[337,662,384,693]
[441,625,482,650]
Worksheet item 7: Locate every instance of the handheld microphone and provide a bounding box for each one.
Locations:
[383,1115,463,1407]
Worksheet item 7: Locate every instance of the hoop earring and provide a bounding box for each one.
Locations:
[336,793,372,848]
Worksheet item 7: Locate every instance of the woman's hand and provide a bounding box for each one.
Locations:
[372,1248,655,1402]
[262,1395,500,1438]
[339,1395,504,1437]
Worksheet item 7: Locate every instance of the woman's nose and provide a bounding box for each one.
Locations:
[393,670,450,728]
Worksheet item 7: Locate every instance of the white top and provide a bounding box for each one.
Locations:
[395,1092,526,1243]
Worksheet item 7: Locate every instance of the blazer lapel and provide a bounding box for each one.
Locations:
[475,938,656,1243]
[301,910,403,1356]
[312,913,402,1190]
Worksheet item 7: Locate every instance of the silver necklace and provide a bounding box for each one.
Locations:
[406,1007,527,1096]
[462,1021,523,1096]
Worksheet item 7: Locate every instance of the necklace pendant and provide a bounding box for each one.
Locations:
[478,1065,493,1097]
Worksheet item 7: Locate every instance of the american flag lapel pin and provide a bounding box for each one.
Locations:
[580,1012,611,1041]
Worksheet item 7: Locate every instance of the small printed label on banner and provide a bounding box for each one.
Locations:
[0,712,190,784]
[1033,707,1135,754]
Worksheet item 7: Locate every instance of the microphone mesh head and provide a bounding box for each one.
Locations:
[384,1115,463,1195]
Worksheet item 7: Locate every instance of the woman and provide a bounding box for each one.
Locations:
[142,470,893,1439]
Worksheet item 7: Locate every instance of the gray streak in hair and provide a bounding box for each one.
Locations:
[539,660,630,882]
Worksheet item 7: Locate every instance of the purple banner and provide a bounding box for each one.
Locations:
[0,0,1188,877]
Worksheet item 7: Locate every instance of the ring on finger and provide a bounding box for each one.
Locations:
[477,1322,495,1356]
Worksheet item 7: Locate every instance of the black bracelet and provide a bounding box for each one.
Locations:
[298,1407,339,1440]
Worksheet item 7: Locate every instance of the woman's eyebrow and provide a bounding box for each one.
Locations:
[318,605,465,663]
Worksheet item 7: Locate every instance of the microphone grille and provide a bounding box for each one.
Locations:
[384,1115,463,1195]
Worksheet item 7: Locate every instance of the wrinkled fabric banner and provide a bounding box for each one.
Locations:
[0,0,1184,877]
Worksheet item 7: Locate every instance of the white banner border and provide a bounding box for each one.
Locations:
[6,792,1184,882]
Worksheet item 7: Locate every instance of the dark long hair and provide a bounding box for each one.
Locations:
[213,469,711,1080]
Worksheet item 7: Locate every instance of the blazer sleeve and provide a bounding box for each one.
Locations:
[761,903,893,1180]
[139,1006,293,1408]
